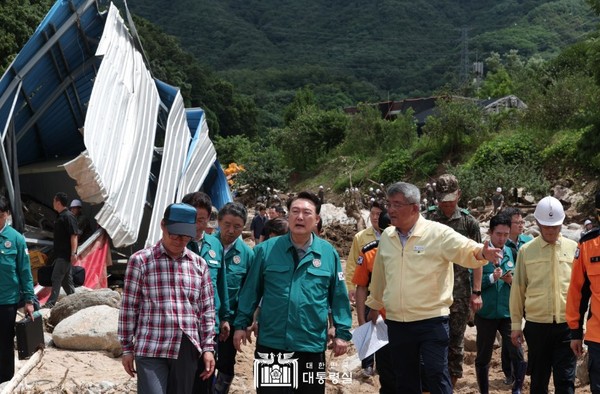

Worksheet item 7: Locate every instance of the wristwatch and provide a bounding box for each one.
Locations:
[472,290,482,296]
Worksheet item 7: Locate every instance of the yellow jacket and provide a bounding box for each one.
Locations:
[365,215,486,322]
[345,226,378,291]
[510,234,577,330]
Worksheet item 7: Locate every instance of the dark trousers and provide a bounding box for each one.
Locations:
[255,344,325,394]
[523,321,575,394]
[47,257,74,305]
[587,341,600,394]
[475,315,524,368]
[386,316,452,394]
[216,333,237,375]
[135,334,201,394]
[193,337,216,394]
[0,304,18,383]
[376,343,396,394]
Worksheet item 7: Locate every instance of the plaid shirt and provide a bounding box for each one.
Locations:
[118,241,216,358]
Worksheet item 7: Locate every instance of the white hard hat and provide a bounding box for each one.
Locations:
[376,189,381,193]
[319,185,323,189]
[426,183,430,187]
[534,196,565,226]
[496,187,502,193]
[70,199,82,208]
[266,187,271,191]
[432,182,436,187]
[585,219,592,226]
[369,187,374,192]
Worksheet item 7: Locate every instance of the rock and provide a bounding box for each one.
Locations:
[48,288,121,328]
[320,203,358,226]
[52,305,121,356]
[522,193,535,204]
[464,326,477,352]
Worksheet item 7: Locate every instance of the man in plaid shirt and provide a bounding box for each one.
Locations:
[118,203,216,394]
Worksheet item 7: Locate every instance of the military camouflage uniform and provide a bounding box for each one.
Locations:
[426,205,481,378]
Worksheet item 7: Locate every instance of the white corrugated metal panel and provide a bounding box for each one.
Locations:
[144,90,190,247]
[175,110,217,201]
[64,4,159,247]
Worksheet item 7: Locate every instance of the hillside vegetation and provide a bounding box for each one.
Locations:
[2,1,600,211]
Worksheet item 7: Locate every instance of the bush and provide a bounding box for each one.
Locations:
[540,128,586,175]
[465,133,539,171]
[375,150,412,184]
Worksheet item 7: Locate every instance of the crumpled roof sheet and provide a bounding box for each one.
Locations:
[0,0,232,248]
[64,3,159,247]
[144,81,190,247]
[0,0,102,165]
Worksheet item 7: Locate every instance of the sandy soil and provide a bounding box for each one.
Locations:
[11,309,592,394]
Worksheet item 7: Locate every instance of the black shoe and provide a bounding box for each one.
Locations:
[503,376,514,385]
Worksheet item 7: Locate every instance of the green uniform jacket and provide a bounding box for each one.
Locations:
[0,225,34,305]
[215,232,254,323]
[234,233,352,353]
[476,245,516,320]
[188,233,229,333]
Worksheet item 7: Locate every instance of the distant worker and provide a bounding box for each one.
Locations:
[44,192,78,309]
[318,185,325,204]
[492,187,505,215]
[69,199,93,244]
[250,204,268,244]
[581,219,594,238]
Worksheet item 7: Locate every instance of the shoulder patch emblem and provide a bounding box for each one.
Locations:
[357,256,364,266]
[4,240,11,248]
[233,255,241,264]
[575,248,580,259]
[361,240,379,254]
[507,261,514,268]
[312,259,321,268]
[209,249,216,258]
[338,272,345,281]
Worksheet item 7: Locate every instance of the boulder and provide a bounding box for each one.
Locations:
[52,305,121,356]
[48,288,121,328]
[464,326,477,352]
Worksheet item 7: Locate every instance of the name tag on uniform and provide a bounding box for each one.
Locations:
[413,245,425,252]
[591,256,600,263]
[208,260,220,266]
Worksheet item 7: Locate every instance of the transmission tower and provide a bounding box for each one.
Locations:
[459,27,470,85]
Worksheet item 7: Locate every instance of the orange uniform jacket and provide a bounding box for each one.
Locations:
[352,240,386,318]
[566,228,600,342]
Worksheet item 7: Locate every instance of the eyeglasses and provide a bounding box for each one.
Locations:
[386,201,414,210]
[511,220,526,225]
[168,233,192,242]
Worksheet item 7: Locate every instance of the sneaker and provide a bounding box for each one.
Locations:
[362,366,375,377]
[503,376,514,385]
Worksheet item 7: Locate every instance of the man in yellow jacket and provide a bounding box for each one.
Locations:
[366,182,499,394]
[510,196,578,394]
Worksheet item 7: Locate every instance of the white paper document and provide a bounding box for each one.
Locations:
[351,316,389,360]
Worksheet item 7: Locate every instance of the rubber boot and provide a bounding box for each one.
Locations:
[475,366,489,394]
[213,372,233,394]
[512,361,527,394]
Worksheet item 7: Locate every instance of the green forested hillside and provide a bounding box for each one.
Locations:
[129,0,596,97]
